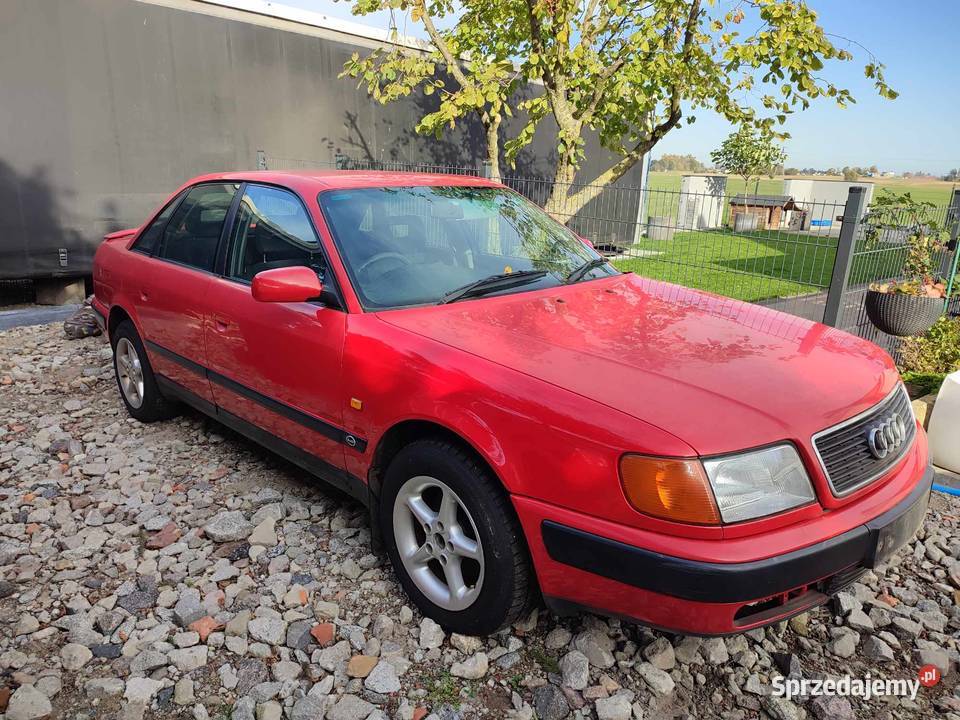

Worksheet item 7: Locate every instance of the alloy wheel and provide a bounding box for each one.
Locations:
[392,475,484,611]
[115,337,145,409]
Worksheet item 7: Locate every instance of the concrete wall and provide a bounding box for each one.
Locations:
[0,0,642,280]
[783,179,874,209]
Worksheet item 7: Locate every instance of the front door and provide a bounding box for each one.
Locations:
[203,183,350,473]
[132,182,239,404]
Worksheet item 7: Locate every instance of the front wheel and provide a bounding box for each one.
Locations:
[380,439,535,635]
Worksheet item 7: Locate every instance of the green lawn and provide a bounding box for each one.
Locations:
[612,228,907,303]
[647,171,957,206]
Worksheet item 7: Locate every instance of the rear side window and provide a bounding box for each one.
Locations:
[227,185,325,281]
[159,183,238,272]
[131,191,184,255]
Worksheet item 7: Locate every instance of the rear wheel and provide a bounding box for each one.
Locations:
[380,439,534,634]
[111,320,179,422]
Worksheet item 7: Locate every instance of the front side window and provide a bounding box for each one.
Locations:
[318,186,616,309]
[159,183,238,272]
[227,185,325,282]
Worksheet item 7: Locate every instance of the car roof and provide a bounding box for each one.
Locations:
[185,169,503,193]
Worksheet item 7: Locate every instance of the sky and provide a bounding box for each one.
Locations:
[278,0,959,175]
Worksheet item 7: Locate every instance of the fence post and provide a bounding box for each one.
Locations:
[256,150,267,170]
[480,160,493,179]
[822,186,868,327]
[947,188,960,251]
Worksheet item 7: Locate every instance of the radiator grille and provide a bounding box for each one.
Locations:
[813,385,915,496]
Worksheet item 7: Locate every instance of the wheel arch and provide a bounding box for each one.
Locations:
[107,304,133,341]
[368,419,505,500]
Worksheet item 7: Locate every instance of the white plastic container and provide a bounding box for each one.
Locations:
[928,370,960,474]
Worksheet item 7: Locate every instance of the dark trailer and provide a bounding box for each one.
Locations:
[0,0,645,302]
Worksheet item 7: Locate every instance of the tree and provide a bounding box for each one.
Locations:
[710,126,786,194]
[842,166,859,181]
[341,0,522,180]
[650,154,707,172]
[342,0,895,218]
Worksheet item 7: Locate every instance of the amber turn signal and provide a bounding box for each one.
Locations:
[620,454,721,525]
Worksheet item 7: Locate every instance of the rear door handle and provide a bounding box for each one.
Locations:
[140,290,149,302]
[213,316,230,332]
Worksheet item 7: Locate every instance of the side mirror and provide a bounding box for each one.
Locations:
[251,266,323,303]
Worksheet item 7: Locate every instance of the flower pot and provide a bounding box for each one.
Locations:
[864,290,944,337]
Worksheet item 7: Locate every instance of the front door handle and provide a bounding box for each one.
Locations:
[213,316,230,332]
[140,290,149,302]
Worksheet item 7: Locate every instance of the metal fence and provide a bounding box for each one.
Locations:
[258,151,960,357]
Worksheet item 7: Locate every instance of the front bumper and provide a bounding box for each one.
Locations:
[521,461,933,635]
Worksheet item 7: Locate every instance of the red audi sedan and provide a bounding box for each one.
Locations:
[92,171,932,636]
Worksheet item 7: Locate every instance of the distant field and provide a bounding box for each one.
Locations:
[646,171,957,206]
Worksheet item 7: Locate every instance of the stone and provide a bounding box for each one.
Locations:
[861,635,895,662]
[573,630,615,669]
[846,608,874,632]
[810,695,856,720]
[272,660,302,682]
[124,677,164,704]
[130,649,168,675]
[364,660,402,693]
[532,684,570,720]
[419,618,445,649]
[248,517,277,546]
[283,584,309,608]
[60,642,93,671]
[347,655,379,678]
[249,615,287,645]
[232,697,256,720]
[170,646,208,673]
[145,521,181,550]
[189,616,224,642]
[85,678,125,699]
[310,622,335,647]
[204,511,253,542]
[6,686,52,720]
[236,659,269,695]
[290,696,327,720]
[326,694,376,720]
[829,633,858,658]
[595,694,633,720]
[637,662,674,696]
[174,678,195,706]
[545,627,573,650]
[450,633,483,654]
[559,650,590,690]
[762,696,804,720]
[642,636,676,670]
[255,701,282,720]
[450,652,489,680]
[174,588,205,627]
[701,637,728,664]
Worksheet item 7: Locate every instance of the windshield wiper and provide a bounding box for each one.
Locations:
[565,257,609,284]
[440,270,548,304]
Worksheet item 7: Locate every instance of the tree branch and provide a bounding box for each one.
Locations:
[419,9,474,91]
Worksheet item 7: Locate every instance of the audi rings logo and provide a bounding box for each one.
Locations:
[865,413,906,459]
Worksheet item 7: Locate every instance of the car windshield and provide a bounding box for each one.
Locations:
[318,185,617,309]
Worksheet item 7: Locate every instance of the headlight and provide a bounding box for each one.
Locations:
[702,444,815,523]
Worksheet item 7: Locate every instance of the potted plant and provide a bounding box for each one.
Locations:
[863,191,949,337]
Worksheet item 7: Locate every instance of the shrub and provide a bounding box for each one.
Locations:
[898,315,960,375]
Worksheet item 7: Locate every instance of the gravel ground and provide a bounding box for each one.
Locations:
[1,323,958,720]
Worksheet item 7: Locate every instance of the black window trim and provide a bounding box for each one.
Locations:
[130,188,190,257]
[219,180,345,312]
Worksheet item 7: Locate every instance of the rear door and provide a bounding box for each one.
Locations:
[133,182,239,404]
[203,183,352,472]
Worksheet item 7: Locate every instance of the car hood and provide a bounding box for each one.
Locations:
[378,274,899,455]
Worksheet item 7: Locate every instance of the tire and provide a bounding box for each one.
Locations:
[380,438,535,635]
[111,319,179,423]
